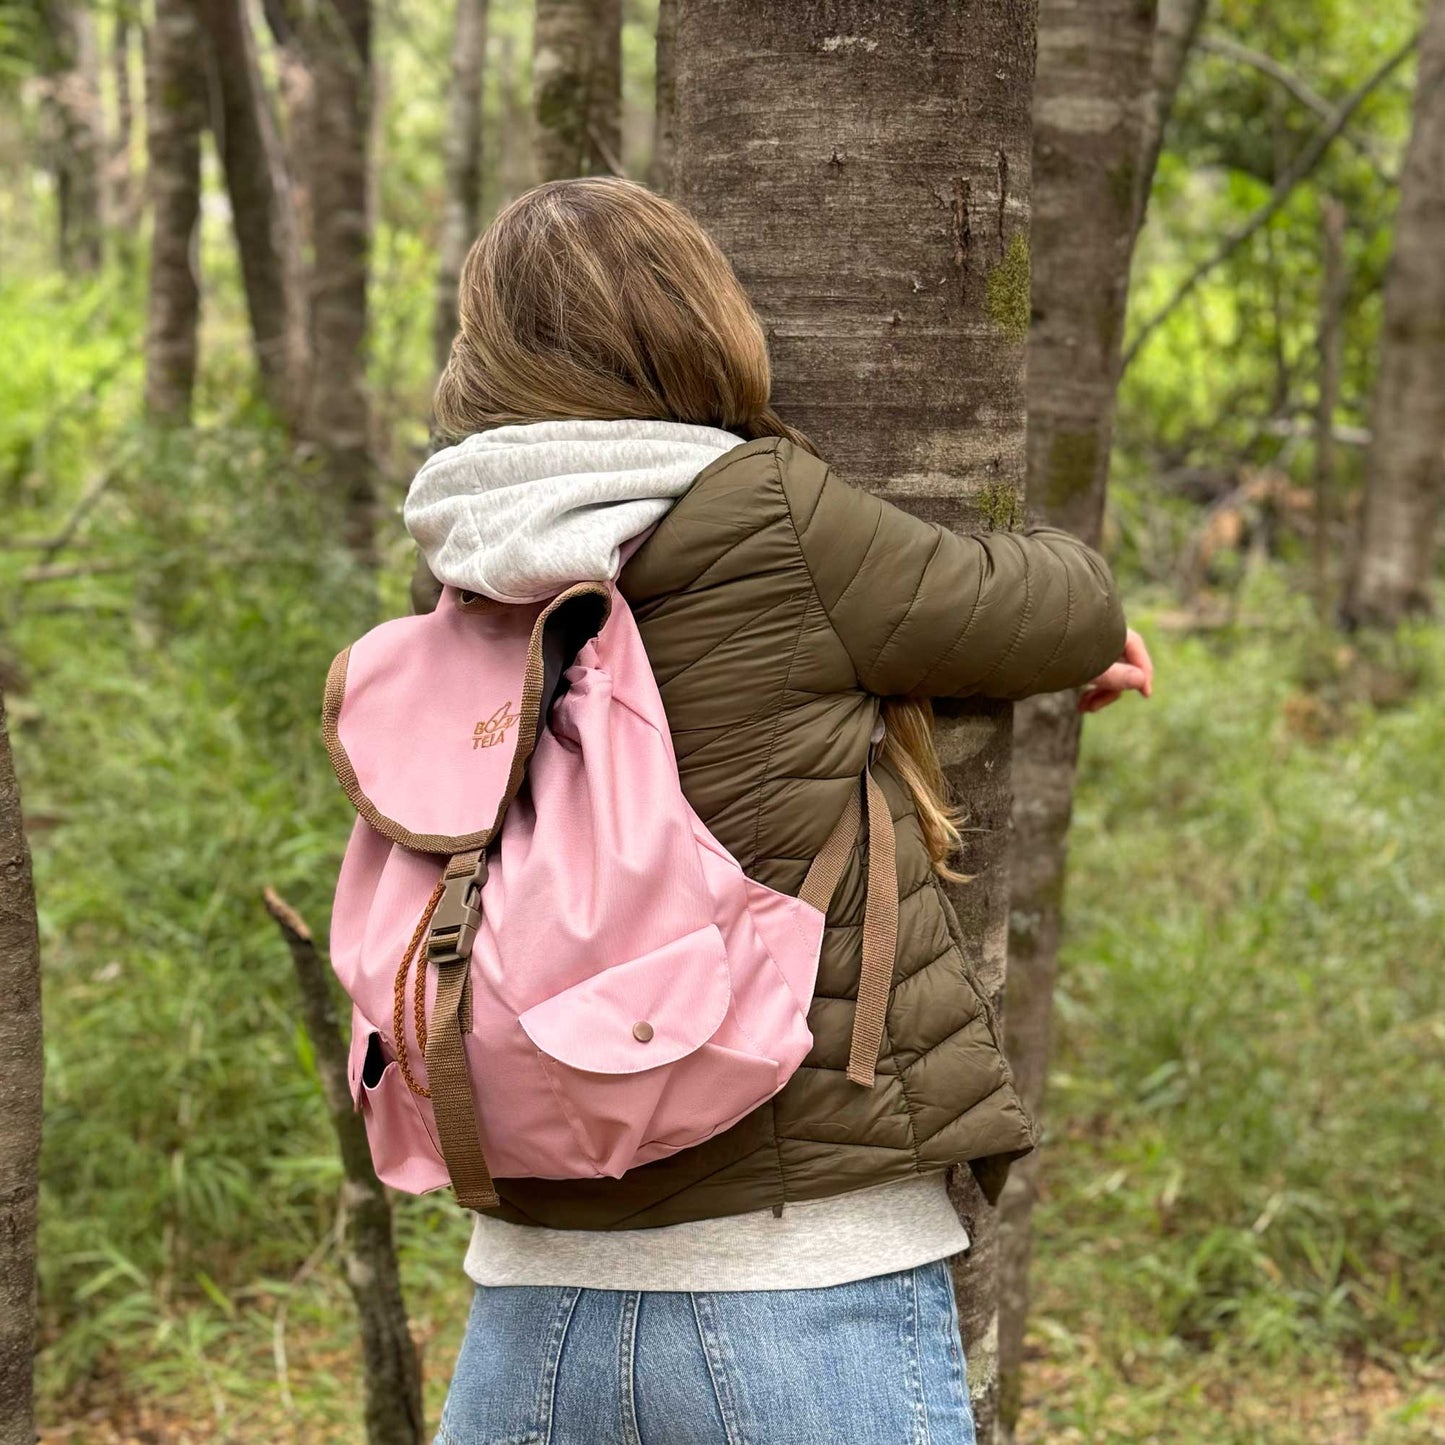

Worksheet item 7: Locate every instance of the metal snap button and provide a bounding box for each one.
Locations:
[632,1020,654,1043]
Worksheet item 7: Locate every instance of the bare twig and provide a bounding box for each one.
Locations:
[586,120,627,178]
[1124,33,1418,371]
[1198,34,1397,181]
[3,472,114,561]
[21,560,134,584]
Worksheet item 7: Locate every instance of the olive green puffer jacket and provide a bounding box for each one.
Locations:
[421,437,1126,1229]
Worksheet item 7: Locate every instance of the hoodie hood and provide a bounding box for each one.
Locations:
[404,418,744,604]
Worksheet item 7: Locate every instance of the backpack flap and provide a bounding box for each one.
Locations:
[323,583,610,853]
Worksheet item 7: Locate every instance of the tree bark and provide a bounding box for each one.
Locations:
[533,0,622,181]
[1136,0,1208,225]
[263,892,424,1445]
[41,0,105,272]
[673,6,1038,1437]
[495,33,533,206]
[201,0,309,424]
[1315,198,1347,621]
[1344,0,1445,628]
[0,692,42,1445]
[650,0,677,192]
[303,0,377,565]
[107,17,141,235]
[996,2,1171,1434]
[434,0,491,373]
[260,0,318,257]
[144,0,207,423]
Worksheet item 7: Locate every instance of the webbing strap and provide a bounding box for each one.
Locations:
[426,957,496,1208]
[847,773,898,1087]
[799,770,899,1088]
[798,785,862,912]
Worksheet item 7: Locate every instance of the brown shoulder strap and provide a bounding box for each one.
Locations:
[799,769,899,1088]
[847,772,898,1086]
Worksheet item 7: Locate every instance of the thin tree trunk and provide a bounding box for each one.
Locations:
[650,0,676,192]
[144,0,206,423]
[201,0,309,424]
[108,17,141,234]
[495,33,532,206]
[1315,198,1347,621]
[42,0,105,272]
[261,0,317,258]
[533,0,621,181]
[263,892,423,1445]
[434,0,490,373]
[587,0,622,176]
[1344,0,1445,628]
[1136,0,1208,225]
[0,691,42,1445]
[303,0,376,565]
[674,6,1038,1438]
[995,2,1172,1434]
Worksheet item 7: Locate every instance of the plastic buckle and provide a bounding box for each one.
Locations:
[427,860,487,967]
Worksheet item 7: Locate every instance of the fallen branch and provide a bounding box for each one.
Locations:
[21,560,134,584]
[1124,32,1418,371]
[263,888,425,1445]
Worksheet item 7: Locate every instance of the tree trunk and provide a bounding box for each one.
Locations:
[263,893,424,1445]
[587,0,622,176]
[107,17,141,235]
[0,692,42,1445]
[495,33,533,206]
[434,0,491,373]
[144,0,206,423]
[1344,0,1445,628]
[303,0,376,566]
[995,2,1175,1435]
[533,0,622,181]
[650,0,677,192]
[1137,0,1208,225]
[1315,198,1347,620]
[41,0,105,272]
[201,0,309,424]
[260,0,318,258]
[673,6,1038,1438]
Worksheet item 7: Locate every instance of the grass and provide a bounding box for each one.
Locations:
[6,273,1442,1441]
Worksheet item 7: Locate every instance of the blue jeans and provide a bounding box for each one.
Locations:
[436,1259,974,1444]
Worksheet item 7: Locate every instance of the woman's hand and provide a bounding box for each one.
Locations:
[1078,628,1153,714]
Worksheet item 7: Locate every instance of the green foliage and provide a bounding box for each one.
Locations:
[1036,575,1445,1389]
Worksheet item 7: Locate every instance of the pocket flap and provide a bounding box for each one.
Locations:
[518,924,730,1075]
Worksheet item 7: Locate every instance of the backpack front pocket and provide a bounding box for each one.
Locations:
[516,924,781,1177]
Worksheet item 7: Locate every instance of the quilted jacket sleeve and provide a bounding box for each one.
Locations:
[780,442,1127,700]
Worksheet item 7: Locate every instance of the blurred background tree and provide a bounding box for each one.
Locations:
[0,0,1442,1440]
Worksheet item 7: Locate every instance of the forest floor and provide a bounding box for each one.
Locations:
[29,577,1445,1441]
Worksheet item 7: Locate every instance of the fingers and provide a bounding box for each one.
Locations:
[1077,687,1121,714]
[1123,629,1154,698]
[1095,662,1149,693]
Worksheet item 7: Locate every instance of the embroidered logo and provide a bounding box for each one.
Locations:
[473,702,519,750]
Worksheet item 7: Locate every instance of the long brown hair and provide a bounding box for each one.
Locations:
[435,177,964,878]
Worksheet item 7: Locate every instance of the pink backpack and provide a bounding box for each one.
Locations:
[324,581,896,1209]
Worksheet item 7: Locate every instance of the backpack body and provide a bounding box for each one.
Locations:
[324,582,868,1204]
